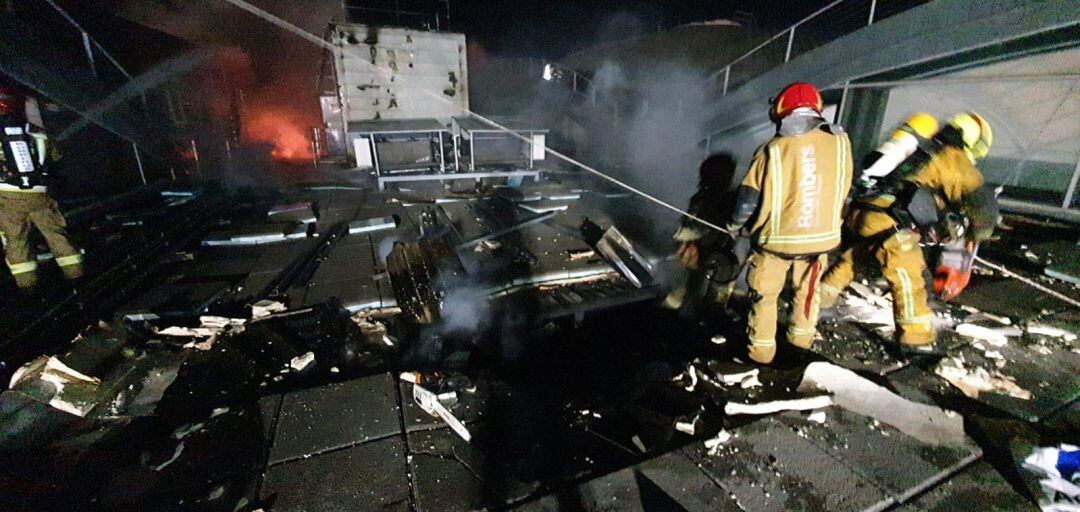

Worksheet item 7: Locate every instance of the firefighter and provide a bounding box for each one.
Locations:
[0,87,83,291]
[726,82,853,364]
[818,112,998,352]
[665,153,745,315]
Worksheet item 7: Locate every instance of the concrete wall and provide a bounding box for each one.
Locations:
[331,24,468,123]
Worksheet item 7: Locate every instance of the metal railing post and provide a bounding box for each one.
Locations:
[722,66,731,96]
[868,0,878,25]
[785,27,796,62]
[132,143,147,185]
[836,80,851,125]
[190,139,201,176]
[80,31,97,78]
[1063,153,1080,209]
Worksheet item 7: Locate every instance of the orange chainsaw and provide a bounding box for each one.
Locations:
[933,239,977,301]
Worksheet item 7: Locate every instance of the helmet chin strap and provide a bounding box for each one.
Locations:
[789,107,820,116]
[777,108,824,136]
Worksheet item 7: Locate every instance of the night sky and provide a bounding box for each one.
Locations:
[351,0,834,58]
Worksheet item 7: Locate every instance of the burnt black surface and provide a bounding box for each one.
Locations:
[267,373,401,464]
[1,182,1076,512]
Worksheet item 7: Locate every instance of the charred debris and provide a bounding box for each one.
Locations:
[0,174,1076,511]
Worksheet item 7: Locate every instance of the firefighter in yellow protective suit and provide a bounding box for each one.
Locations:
[665,153,744,315]
[0,87,83,291]
[819,112,998,352]
[726,82,853,364]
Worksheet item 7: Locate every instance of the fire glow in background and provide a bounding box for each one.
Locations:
[241,108,313,162]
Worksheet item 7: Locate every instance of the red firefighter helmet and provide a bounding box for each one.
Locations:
[771,82,822,120]
[0,86,20,115]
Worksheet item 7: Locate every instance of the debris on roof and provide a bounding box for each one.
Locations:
[725,395,834,416]
[8,356,102,417]
[251,299,287,319]
[348,216,398,234]
[934,356,1033,400]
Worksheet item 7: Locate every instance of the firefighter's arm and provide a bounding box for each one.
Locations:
[962,184,999,242]
[727,146,766,232]
[939,154,997,242]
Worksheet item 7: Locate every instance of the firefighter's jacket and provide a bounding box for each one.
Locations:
[733,122,853,256]
[851,145,997,242]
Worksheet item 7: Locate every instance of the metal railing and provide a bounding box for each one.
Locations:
[39,0,134,82]
[33,0,151,184]
[705,0,928,97]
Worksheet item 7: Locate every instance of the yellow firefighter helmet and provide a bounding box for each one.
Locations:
[949,112,993,160]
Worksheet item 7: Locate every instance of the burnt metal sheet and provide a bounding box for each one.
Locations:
[247,241,319,275]
[510,467,646,512]
[268,202,316,224]
[533,280,661,324]
[306,242,378,290]
[1040,398,1079,433]
[408,428,541,511]
[895,460,1038,511]
[117,281,232,320]
[398,379,505,433]
[957,276,1070,320]
[267,373,401,464]
[261,436,411,511]
[685,415,892,511]
[456,211,560,251]
[302,279,381,310]
[634,452,746,512]
[180,257,258,281]
[773,408,980,501]
[201,222,308,247]
[439,201,494,241]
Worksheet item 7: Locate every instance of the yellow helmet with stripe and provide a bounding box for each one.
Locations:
[949,112,993,161]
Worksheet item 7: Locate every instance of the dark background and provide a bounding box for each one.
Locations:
[347,0,833,58]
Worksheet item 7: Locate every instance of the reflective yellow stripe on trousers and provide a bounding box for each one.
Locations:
[896,268,916,320]
[55,254,83,267]
[749,336,776,346]
[7,260,38,274]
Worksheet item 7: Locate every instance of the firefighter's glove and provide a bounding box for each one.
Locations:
[677,242,700,270]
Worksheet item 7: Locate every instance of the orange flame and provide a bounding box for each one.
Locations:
[242,109,313,162]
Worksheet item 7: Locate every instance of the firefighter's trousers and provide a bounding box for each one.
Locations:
[0,190,83,289]
[745,250,827,364]
[820,228,935,345]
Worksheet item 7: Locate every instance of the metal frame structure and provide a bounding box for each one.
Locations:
[348,119,450,190]
[452,117,548,172]
[346,118,536,191]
